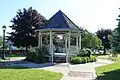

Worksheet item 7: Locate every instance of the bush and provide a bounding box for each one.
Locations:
[70,55,96,64]
[25,52,36,62]
[70,57,81,64]
[77,48,93,57]
[26,51,44,63]
[89,55,96,62]
[25,46,49,63]
[84,57,90,63]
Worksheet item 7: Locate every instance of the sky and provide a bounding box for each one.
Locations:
[0,0,120,36]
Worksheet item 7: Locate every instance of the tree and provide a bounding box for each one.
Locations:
[0,36,2,48]
[81,31,102,49]
[0,36,9,49]
[96,28,112,53]
[110,8,120,54]
[8,7,47,50]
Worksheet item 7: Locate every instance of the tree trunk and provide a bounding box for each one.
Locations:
[103,48,106,54]
[25,46,28,56]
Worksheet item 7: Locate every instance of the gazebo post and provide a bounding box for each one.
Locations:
[68,31,71,62]
[50,30,53,63]
[65,34,68,63]
[40,33,42,48]
[38,32,41,48]
[76,36,79,53]
[79,34,81,49]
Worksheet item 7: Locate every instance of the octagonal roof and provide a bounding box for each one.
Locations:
[37,10,82,32]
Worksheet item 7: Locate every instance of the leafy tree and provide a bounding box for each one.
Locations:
[0,36,9,49]
[0,36,2,48]
[96,28,112,53]
[81,31,102,49]
[8,7,47,50]
[110,8,120,54]
[92,34,102,49]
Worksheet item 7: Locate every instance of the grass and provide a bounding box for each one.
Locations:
[0,53,26,62]
[96,57,120,80]
[92,54,109,57]
[8,54,25,57]
[95,54,120,61]
[0,66,63,80]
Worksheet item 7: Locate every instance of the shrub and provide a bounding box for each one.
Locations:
[89,55,96,62]
[26,52,36,62]
[70,55,96,64]
[81,57,87,63]
[86,57,90,63]
[70,57,81,64]
[77,48,93,57]
[25,46,49,63]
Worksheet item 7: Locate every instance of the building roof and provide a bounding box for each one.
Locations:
[38,10,82,31]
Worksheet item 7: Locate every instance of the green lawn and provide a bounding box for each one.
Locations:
[0,66,63,80]
[96,58,120,80]
[8,54,25,57]
[92,54,109,57]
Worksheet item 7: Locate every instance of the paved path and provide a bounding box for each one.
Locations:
[3,58,114,80]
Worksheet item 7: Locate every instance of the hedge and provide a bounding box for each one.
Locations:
[70,55,96,64]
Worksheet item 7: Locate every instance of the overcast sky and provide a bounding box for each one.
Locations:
[0,0,120,36]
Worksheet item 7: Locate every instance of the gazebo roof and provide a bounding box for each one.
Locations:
[37,10,82,32]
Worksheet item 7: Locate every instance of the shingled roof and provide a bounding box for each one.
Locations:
[38,10,82,31]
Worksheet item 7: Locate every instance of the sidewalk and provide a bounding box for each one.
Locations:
[7,58,113,80]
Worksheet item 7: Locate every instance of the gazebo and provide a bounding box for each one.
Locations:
[36,10,83,63]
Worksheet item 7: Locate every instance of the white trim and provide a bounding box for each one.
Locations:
[35,28,82,33]
[40,32,80,36]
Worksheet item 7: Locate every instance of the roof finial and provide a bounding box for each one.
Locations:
[59,9,62,12]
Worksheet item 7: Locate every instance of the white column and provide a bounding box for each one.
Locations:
[76,36,79,53]
[79,34,81,49]
[38,32,41,48]
[68,31,71,62]
[65,34,68,63]
[50,31,53,63]
[40,34,42,48]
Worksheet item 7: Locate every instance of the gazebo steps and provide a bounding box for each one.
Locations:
[53,53,66,63]
[53,56,66,63]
